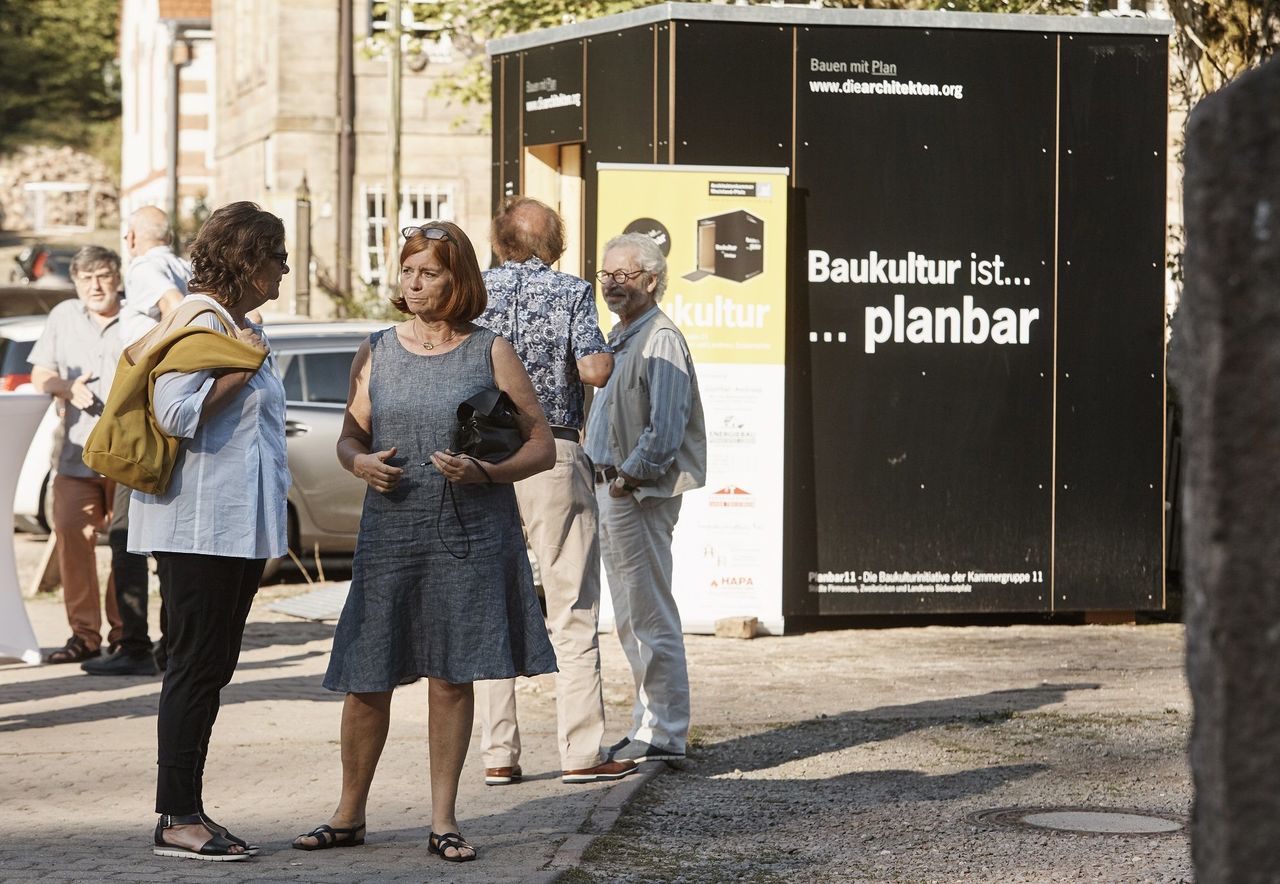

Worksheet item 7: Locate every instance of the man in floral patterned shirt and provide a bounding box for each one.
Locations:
[475,197,633,784]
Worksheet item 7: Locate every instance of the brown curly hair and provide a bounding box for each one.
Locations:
[490,196,565,265]
[188,201,286,310]
[390,220,487,321]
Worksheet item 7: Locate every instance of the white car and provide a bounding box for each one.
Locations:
[0,315,58,532]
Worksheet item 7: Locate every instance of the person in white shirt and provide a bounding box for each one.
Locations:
[120,206,192,347]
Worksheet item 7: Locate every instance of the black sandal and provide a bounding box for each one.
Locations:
[44,636,100,665]
[199,812,260,855]
[429,830,476,862]
[152,813,250,862]
[292,821,367,851]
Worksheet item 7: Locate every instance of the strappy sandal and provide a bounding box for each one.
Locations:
[428,830,477,862]
[152,813,250,861]
[199,812,260,855]
[44,636,100,665]
[292,821,366,851]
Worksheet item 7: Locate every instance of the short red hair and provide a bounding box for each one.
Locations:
[389,221,487,322]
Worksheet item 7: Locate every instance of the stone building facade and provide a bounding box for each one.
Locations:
[118,0,216,242]
[211,0,490,316]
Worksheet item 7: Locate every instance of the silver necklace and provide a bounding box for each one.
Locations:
[414,318,456,351]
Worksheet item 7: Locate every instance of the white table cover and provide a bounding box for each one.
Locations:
[0,393,53,664]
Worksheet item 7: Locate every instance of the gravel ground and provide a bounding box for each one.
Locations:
[562,627,1192,884]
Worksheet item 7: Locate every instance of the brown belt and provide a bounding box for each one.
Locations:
[594,465,620,485]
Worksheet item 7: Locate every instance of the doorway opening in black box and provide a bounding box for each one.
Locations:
[523,143,585,278]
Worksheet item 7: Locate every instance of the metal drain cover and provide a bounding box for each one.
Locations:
[971,807,1183,835]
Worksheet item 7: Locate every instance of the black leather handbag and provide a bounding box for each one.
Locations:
[454,388,523,464]
[440,388,524,560]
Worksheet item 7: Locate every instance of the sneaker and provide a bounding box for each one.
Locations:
[611,740,685,763]
[605,736,631,760]
[43,636,100,665]
[562,760,638,784]
[484,765,523,786]
[81,649,159,676]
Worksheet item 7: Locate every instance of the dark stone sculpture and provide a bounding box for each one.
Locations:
[1177,56,1280,882]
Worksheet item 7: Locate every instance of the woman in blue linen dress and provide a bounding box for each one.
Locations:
[293,221,557,863]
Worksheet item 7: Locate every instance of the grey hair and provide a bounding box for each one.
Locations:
[604,232,667,301]
[70,245,122,277]
[129,207,173,243]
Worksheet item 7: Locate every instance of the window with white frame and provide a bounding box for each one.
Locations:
[368,1,453,63]
[361,183,454,286]
[369,0,436,33]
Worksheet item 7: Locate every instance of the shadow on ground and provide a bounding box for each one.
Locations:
[0,620,345,729]
[695,682,1096,777]
[0,666,344,732]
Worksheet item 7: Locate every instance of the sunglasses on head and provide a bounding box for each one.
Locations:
[402,225,452,242]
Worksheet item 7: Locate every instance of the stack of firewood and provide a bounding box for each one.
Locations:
[0,145,119,232]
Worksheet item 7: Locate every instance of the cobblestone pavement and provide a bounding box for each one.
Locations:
[0,537,641,883]
[1,536,1193,882]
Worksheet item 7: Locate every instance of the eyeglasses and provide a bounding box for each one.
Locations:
[402,225,452,242]
[595,268,645,285]
[75,271,119,285]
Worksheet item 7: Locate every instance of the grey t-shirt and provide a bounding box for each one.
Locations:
[27,299,123,479]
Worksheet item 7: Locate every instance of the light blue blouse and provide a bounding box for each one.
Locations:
[127,295,289,560]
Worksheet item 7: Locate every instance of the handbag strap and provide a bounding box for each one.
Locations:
[434,455,493,561]
[437,480,472,560]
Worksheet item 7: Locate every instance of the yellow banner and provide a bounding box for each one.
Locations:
[594,165,789,633]
[595,165,789,366]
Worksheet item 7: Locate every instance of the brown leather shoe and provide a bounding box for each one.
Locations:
[484,765,522,786]
[561,760,639,784]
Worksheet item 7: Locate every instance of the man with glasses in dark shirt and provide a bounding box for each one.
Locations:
[474,197,636,784]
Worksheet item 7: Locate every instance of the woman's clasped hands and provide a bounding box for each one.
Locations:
[430,450,488,485]
[354,448,487,492]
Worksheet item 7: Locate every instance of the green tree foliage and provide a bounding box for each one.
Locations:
[0,0,121,154]
[1158,1,1278,290]
[369,0,661,112]
[1166,0,1279,98]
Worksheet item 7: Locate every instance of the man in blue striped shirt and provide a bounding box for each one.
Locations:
[584,232,706,764]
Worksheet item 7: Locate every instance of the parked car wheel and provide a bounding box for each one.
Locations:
[37,470,53,533]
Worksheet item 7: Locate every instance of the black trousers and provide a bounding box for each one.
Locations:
[154,551,263,815]
[108,484,153,656]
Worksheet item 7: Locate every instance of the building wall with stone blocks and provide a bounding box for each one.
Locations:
[119,0,215,240]
[213,0,490,318]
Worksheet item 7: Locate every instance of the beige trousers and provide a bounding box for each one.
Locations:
[52,473,121,650]
[476,439,607,771]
